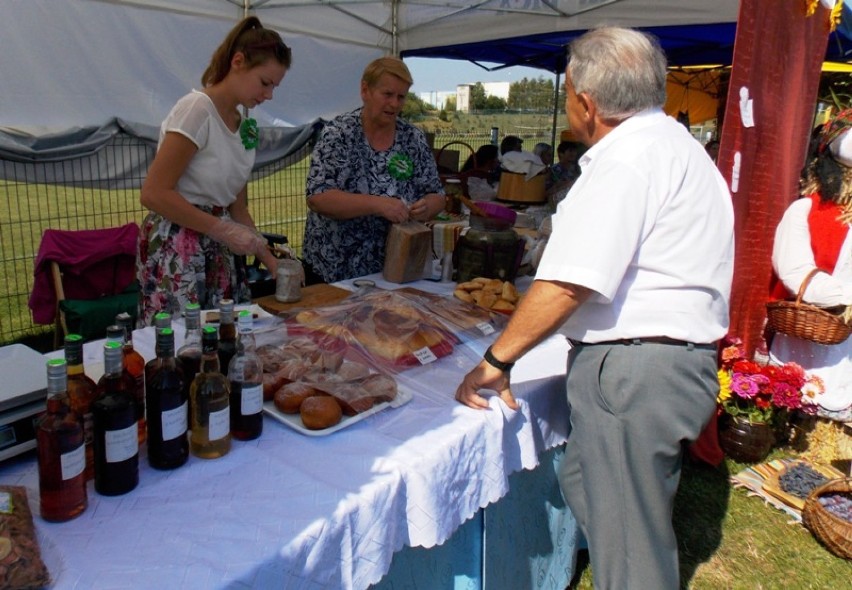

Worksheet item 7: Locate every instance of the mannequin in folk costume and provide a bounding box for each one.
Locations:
[768,109,852,420]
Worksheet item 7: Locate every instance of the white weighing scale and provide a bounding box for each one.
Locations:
[0,344,48,461]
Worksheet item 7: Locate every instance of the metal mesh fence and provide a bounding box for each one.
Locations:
[0,134,312,345]
[0,128,546,346]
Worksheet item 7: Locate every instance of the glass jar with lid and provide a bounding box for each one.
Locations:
[443,178,463,214]
[454,214,524,283]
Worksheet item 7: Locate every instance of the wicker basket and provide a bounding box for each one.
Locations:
[766,268,851,345]
[802,478,852,559]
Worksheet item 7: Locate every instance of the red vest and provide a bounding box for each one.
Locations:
[769,193,849,300]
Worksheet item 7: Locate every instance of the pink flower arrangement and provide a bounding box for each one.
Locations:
[716,337,819,423]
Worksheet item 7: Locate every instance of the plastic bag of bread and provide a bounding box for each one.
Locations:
[394,286,508,341]
[288,289,457,369]
[257,323,401,431]
[0,486,51,589]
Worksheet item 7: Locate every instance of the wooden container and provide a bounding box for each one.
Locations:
[497,171,546,203]
[383,221,432,283]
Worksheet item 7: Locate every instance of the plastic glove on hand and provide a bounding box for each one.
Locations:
[209,219,266,255]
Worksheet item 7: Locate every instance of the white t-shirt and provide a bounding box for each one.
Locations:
[159,90,255,208]
[536,109,735,344]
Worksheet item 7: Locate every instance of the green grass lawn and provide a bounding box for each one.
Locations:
[570,448,852,589]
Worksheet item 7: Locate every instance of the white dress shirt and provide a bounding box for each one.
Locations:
[536,109,735,344]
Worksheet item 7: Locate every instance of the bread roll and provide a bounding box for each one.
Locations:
[274,382,322,414]
[491,299,516,312]
[300,396,343,430]
[501,281,519,303]
[263,371,287,401]
[360,373,398,403]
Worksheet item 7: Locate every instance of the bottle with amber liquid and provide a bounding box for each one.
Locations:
[64,334,97,481]
[228,310,264,441]
[145,327,188,470]
[115,313,147,444]
[177,303,202,425]
[217,299,237,377]
[36,358,87,522]
[190,326,231,459]
[93,341,139,496]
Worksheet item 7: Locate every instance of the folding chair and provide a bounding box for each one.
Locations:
[28,223,140,348]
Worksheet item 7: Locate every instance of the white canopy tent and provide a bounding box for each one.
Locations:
[1,0,741,134]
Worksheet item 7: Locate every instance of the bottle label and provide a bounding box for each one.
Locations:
[241,384,263,416]
[161,402,188,441]
[105,423,139,463]
[61,444,86,480]
[209,407,230,441]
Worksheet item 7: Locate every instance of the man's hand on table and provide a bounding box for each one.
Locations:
[454,361,519,411]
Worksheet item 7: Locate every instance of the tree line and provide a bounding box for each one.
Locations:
[403,76,563,119]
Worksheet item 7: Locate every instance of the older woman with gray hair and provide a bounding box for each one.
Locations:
[302,56,445,283]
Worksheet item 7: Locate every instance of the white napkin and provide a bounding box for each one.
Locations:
[500,150,547,181]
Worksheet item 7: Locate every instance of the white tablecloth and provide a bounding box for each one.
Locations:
[0,276,570,589]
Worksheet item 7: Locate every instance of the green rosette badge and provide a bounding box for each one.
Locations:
[387,152,414,181]
[240,117,259,150]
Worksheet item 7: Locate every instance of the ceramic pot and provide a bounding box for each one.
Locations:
[718,414,775,463]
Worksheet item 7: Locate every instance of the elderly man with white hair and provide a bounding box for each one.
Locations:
[455,26,734,589]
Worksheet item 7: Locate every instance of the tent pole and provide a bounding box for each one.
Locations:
[551,71,561,147]
[392,0,399,56]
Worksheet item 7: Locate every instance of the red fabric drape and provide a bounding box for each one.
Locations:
[717,0,832,356]
[690,0,832,467]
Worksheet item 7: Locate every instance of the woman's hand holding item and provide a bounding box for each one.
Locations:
[256,246,279,275]
[409,193,444,222]
[209,218,267,255]
[376,196,411,224]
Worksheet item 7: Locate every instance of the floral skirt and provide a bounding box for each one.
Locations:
[136,207,250,326]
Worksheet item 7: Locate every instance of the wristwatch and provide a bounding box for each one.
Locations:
[483,345,515,372]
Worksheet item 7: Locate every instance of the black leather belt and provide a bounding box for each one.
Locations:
[569,337,717,350]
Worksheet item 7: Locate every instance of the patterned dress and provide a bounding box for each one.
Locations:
[303,108,443,283]
[137,207,250,326]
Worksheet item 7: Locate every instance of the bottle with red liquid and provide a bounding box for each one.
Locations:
[93,341,139,496]
[115,313,147,444]
[217,299,237,377]
[64,334,97,481]
[36,358,88,522]
[228,310,264,441]
[177,303,202,424]
[145,327,189,470]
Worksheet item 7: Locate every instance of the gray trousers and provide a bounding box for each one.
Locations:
[558,340,718,590]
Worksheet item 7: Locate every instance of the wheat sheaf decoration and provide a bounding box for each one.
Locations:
[804,0,844,31]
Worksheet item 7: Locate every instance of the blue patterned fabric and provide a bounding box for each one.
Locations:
[303,108,443,283]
